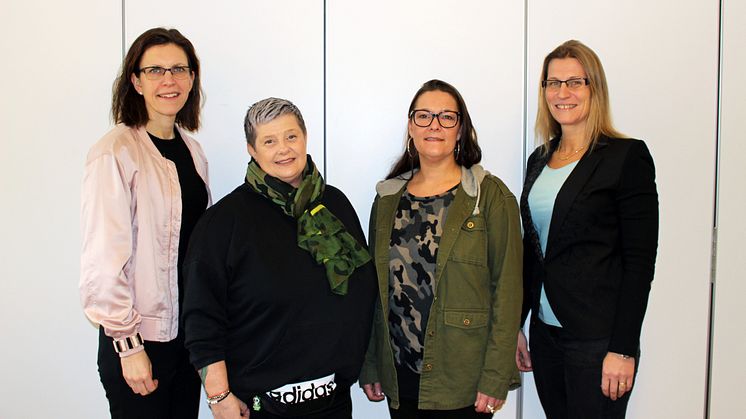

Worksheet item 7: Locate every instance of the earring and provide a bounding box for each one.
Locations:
[407,137,417,158]
[454,142,461,159]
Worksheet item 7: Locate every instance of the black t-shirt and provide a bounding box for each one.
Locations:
[148,130,208,312]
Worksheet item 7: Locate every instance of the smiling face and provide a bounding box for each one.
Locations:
[545,57,591,136]
[408,90,461,164]
[130,43,194,127]
[247,113,308,187]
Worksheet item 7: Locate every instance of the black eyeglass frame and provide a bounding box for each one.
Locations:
[138,65,192,80]
[541,77,589,89]
[408,109,462,128]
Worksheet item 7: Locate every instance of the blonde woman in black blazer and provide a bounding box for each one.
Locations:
[515,40,658,419]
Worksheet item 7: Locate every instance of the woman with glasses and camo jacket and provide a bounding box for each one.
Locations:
[360,79,523,418]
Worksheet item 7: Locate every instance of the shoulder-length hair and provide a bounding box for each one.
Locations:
[111,27,202,131]
[387,79,481,179]
[535,40,623,154]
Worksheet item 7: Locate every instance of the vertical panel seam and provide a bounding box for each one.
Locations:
[121,0,126,59]
[705,0,725,417]
[518,1,529,418]
[323,0,327,180]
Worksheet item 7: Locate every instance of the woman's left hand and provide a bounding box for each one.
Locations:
[474,392,504,415]
[601,352,635,401]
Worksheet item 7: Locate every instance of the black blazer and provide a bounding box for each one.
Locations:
[520,136,658,356]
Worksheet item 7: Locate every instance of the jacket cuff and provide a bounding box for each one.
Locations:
[477,371,521,400]
[358,363,379,386]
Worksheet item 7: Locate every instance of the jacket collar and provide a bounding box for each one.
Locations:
[375,164,488,216]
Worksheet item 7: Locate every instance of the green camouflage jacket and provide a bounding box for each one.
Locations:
[360,164,523,410]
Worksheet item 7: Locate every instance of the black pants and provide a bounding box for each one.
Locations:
[250,387,352,419]
[97,328,201,419]
[388,398,493,419]
[529,320,637,419]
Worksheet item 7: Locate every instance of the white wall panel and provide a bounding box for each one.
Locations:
[711,0,746,417]
[126,0,325,201]
[326,0,526,229]
[525,1,719,418]
[327,1,525,418]
[0,1,120,418]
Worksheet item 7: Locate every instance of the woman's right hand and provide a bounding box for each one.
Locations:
[120,350,159,395]
[516,329,533,372]
[362,382,385,402]
[210,394,250,418]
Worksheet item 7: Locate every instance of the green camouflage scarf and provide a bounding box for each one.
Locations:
[245,156,370,295]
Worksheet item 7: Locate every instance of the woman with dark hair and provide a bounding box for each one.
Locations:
[360,79,523,418]
[515,40,658,418]
[80,27,209,418]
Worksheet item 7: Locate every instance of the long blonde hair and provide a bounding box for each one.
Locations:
[535,40,623,154]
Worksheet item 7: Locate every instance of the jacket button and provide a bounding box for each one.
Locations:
[427,330,435,337]
[423,363,433,371]
[463,318,471,326]
[466,221,475,229]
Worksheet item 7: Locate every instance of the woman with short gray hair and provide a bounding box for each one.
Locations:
[183,98,377,419]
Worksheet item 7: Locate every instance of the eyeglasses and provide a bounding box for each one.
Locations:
[542,77,589,91]
[138,66,191,81]
[409,110,461,128]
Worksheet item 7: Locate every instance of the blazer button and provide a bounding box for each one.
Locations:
[427,330,435,337]
[466,221,475,229]
[463,318,471,326]
[423,363,433,371]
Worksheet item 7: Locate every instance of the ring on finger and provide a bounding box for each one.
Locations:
[487,404,496,414]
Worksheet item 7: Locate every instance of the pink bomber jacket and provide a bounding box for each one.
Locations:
[79,124,210,357]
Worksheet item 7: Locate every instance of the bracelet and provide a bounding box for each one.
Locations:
[112,333,143,353]
[206,390,231,406]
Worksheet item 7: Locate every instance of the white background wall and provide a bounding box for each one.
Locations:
[0,1,742,418]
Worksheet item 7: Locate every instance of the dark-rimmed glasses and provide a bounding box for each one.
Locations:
[409,110,461,128]
[542,78,589,91]
[138,66,191,81]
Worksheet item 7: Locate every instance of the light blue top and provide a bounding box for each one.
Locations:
[527,160,578,327]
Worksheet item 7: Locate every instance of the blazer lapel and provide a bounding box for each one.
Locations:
[545,138,609,260]
[521,146,553,263]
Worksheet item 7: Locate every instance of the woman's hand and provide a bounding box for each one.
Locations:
[516,329,533,372]
[474,392,505,415]
[210,393,249,419]
[362,382,385,401]
[601,352,635,400]
[120,350,158,395]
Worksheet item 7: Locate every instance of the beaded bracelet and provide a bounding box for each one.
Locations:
[206,389,231,406]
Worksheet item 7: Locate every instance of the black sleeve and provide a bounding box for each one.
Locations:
[608,140,659,355]
[182,206,234,370]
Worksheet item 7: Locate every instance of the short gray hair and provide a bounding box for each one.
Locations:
[244,97,307,146]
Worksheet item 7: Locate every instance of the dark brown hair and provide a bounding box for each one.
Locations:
[111,27,202,131]
[387,79,481,179]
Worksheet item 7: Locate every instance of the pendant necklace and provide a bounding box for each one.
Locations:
[557,143,587,161]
